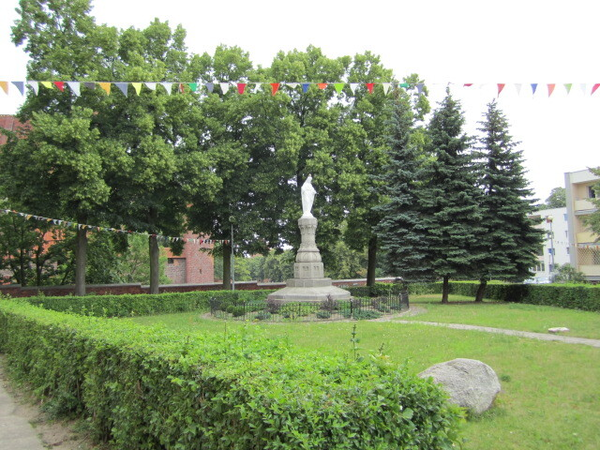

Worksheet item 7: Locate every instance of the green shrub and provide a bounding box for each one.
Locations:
[0,300,463,449]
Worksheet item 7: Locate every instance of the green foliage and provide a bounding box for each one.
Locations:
[543,187,567,208]
[0,299,463,449]
[553,263,587,284]
[443,281,600,312]
[473,101,542,286]
[583,166,600,235]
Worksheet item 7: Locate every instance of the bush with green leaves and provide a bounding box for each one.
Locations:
[0,299,463,449]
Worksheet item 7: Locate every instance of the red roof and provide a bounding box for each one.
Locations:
[0,115,29,145]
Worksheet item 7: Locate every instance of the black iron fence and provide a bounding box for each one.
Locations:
[209,293,409,322]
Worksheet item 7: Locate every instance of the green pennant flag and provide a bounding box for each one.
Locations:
[333,83,344,93]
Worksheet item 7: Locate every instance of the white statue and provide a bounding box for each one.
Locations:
[301,175,317,217]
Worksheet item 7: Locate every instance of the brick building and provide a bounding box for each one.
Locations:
[164,232,215,284]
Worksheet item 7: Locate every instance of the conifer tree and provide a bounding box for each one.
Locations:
[374,87,433,282]
[419,91,483,302]
[473,101,543,301]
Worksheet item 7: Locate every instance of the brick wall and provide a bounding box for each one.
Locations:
[0,278,394,298]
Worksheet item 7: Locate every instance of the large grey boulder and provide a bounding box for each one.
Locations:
[418,358,501,414]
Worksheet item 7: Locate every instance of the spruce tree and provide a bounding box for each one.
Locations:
[473,101,543,301]
[374,88,433,282]
[419,91,483,302]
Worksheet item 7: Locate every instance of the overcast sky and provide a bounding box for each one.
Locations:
[1,0,598,201]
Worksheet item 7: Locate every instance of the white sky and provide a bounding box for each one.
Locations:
[1,0,599,201]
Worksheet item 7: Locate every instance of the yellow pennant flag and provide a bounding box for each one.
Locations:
[41,81,53,90]
[0,81,8,94]
[131,83,142,95]
[98,82,111,95]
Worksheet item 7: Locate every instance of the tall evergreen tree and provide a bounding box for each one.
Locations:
[374,86,433,282]
[420,91,483,302]
[473,101,543,301]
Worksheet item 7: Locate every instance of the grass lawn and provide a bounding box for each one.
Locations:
[129,297,600,450]
[404,295,600,339]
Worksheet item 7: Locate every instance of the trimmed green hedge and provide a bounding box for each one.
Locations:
[435,281,600,312]
[0,300,462,449]
[22,290,274,317]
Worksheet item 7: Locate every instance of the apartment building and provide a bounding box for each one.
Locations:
[528,207,570,282]
[565,169,600,281]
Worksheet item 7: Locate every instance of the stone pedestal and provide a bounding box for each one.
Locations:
[267,215,351,302]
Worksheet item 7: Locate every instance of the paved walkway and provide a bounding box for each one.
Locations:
[0,363,45,450]
[394,319,600,348]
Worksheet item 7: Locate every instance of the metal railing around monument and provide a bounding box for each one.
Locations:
[209,292,409,322]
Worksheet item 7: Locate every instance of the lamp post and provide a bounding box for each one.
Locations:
[229,216,235,291]
[546,216,555,279]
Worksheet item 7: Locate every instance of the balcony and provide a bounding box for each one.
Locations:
[576,231,599,244]
[574,199,596,213]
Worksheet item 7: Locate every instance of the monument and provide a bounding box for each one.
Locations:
[267,176,352,302]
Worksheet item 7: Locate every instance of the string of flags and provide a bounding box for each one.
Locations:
[0,208,223,246]
[1,80,600,98]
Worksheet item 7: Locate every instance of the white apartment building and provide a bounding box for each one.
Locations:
[529,207,570,282]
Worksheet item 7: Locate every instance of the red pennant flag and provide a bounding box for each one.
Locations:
[179,83,185,93]
[317,83,328,90]
[53,81,65,92]
[497,84,506,96]
[271,83,280,96]
[463,83,473,87]
[237,83,246,94]
[366,83,375,94]
[592,84,600,95]
[547,84,556,97]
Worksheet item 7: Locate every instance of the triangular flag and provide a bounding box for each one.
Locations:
[53,81,65,92]
[271,83,280,96]
[205,82,215,93]
[98,82,111,95]
[382,83,392,95]
[333,83,344,93]
[416,83,424,94]
[302,83,311,93]
[11,81,25,95]
[28,81,39,95]
[399,82,410,88]
[83,82,96,90]
[41,81,53,90]
[160,82,173,94]
[287,82,299,90]
[497,84,506,96]
[463,83,473,87]
[366,83,375,94]
[592,84,600,96]
[0,81,8,94]
[253,83,262,93]
[220,82,230,94]
[237,83,246,94]
[67,81,80,96]
[317,83,328,90]
[145,82,157,91]
[580,83,587,95]
[349,83,360,94]
[564,83,572,94]
[514,83,521,95]
[115,82,128,96]
[530,83,538,94]
[188,82,198,92]
[131,82,142,95]
[547,84,556,97]
[179,83,185,93]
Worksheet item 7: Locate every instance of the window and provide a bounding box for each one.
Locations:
[589,185,598,199]
[168,258,175,264]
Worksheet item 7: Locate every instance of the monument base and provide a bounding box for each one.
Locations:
[267,281,352,302]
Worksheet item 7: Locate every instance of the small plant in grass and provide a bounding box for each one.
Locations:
[320,294,338,312]
[266,298,282,314]
[350,324,362,361]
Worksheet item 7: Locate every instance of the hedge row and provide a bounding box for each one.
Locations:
[443,281,600,312]
[0,299,462,449]
[23,290,274,317]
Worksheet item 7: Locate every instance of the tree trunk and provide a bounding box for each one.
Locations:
[222,242,232,290]
[366,236,377,287]
[74,227,87,296]
[149,234,160,294]
[441,275,449,303]
[475,279,487,302]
